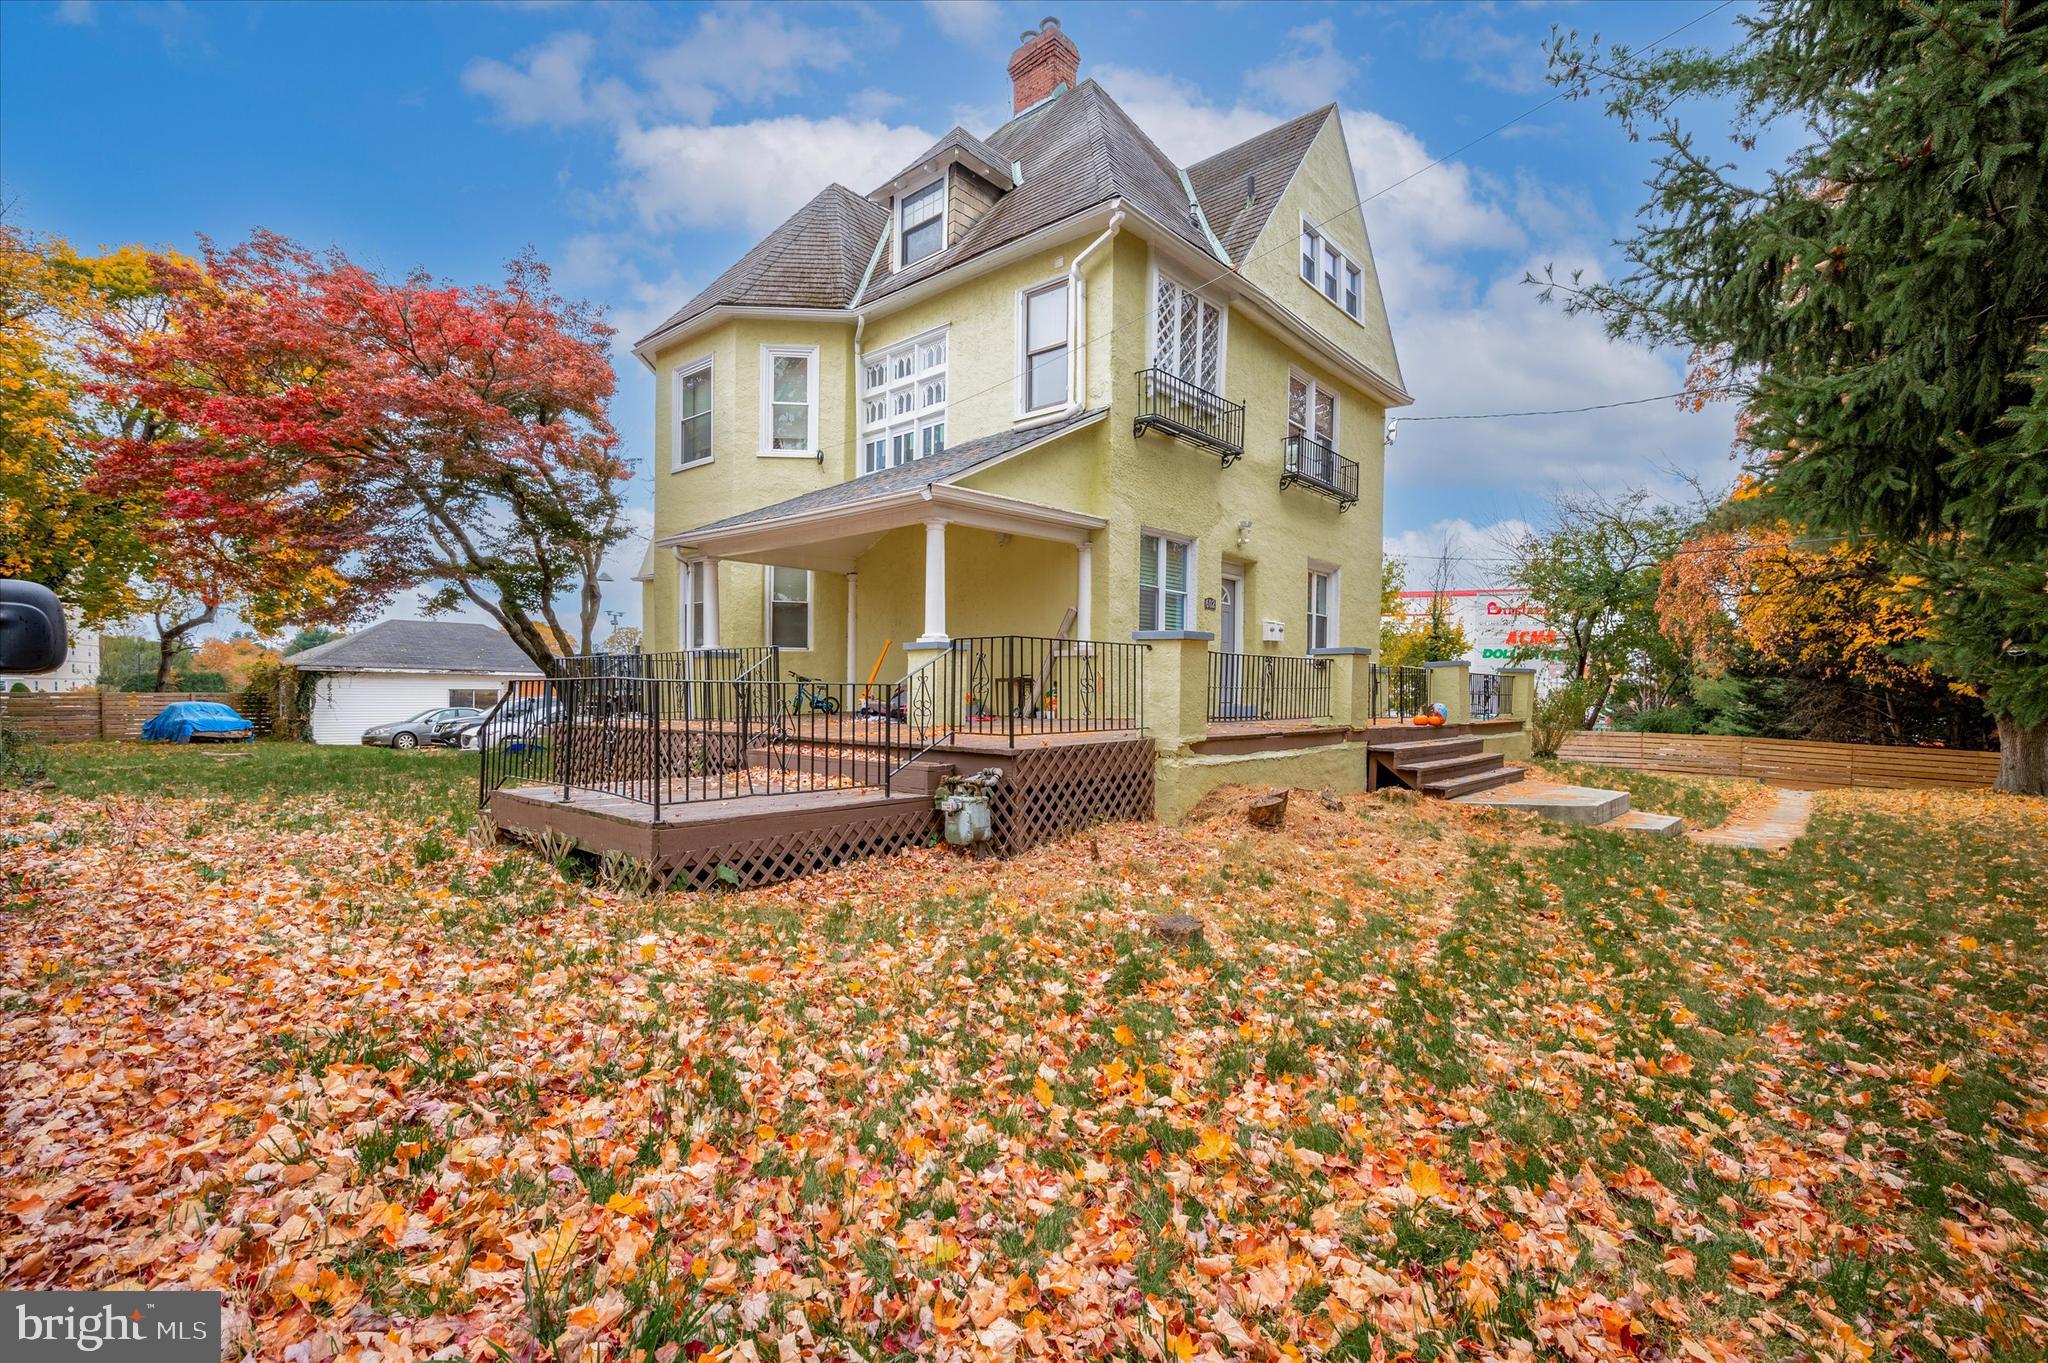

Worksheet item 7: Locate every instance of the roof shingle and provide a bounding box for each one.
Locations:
[1186,105,1335,264]
[287,620,545,675]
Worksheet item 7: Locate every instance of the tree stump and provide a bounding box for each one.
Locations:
[1246,790,1288,828]
[1150,913,1204,948]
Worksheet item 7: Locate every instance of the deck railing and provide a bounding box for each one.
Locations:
[1469,672,1502,720]
[1373,664,1428,720]
[1279,435,1360,510]
[477,638,1146,816]
[1133,367,1245,464]
[1206,651,1333,722]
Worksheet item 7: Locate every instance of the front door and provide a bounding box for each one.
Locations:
[1217,571,1244,715]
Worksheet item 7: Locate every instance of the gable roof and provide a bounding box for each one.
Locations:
[287,620,545,676]
[875,125,1014,194]
[861,80,1218,305]
[669,407,1106,542]
[1187,104,1335,264]
[634,185,885,347]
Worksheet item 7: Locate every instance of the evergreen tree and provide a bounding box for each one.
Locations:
[1541,2,2048,791]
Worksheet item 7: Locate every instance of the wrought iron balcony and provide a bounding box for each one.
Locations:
[1280,435,1359,510]
[1134,367,1245,465]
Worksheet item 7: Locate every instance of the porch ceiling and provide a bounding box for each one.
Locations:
[662,483,1106,573]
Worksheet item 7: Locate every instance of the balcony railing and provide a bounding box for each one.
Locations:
[1280,435,1359,510]
[1134,367,1245,465]
[903,635,1148,746]
[1207,651,1332,723]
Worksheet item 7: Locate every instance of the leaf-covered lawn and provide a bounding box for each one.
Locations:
[2,745,2044,1363]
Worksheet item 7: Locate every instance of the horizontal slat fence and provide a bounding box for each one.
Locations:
[0,690,273,742]
[1557,730,1999,790]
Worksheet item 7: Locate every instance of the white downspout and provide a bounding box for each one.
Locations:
[1067,207,1124,413]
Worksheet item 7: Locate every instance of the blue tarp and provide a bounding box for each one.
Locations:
[140,701,255,744]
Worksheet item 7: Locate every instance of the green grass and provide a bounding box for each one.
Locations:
[36,740,479,828]
[1532,757,1751,826]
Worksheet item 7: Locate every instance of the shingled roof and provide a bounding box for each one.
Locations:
[671,408,1107,541]
[1187,104,1335,264]
[287,620,544,676]
[635,85,1348,349]
[876,125,1014,193]
[635,185,886,347]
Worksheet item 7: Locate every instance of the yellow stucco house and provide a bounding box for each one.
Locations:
[632,20,1407,698]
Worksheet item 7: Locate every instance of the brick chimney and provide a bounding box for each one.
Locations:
[1008,16,1078,113]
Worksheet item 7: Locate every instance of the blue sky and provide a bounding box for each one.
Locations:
[2,0,1750,632]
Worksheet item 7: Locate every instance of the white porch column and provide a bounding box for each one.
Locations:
[845,572,858,680]
[701,559,720,648]
[917,519,949,644]
[1075,537,1094,641]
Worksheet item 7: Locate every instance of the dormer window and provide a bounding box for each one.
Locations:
[899,179,945,267]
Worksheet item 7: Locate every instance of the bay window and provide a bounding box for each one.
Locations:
[1138,532,1192,632]
[673,357,712,468]
[1021,279,1069,413]
[859,327,947,473]
[760,345,817,455]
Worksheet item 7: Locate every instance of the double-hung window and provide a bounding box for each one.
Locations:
[1138,532,1192,632]
[899,179,945,267]
[767,566,812,650]
[859,328,947,473]
[1021,280,1070,413]
[1151,272,1224,393]
[1307,569,1336,651]
[761,345,817,455]
[680,560,709,649]
[673,358,712,468]
[1299,216,1366,322]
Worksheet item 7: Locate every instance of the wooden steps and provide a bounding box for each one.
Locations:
[1370,733,1523,798]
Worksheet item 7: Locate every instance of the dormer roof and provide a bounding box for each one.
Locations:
[872,125,1015,198]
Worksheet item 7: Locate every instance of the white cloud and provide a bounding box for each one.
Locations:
[615,116,933,233]
[560,232,694,354]
[923,0,1008,45]
[847,87,907,121]
[463,32,619,127]
[1384,518,1537,589]
[636,6,857,123]
[1243,20,1356,111]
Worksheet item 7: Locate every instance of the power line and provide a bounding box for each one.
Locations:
[1394,385,1739,424]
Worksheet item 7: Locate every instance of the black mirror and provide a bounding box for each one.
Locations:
[0,580,69,674]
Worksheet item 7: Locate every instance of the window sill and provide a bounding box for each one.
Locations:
[757,449,821,460]
[671,456,715,472]
[1012,404,1075,431]
[1131,629,1215,642]
[1299,279,1366,326]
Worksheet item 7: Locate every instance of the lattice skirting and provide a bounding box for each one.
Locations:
[652,803,936,892]
[989,737,1156,855]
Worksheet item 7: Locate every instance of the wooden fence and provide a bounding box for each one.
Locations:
[0,690,274,742]
[1556,730,2000,790]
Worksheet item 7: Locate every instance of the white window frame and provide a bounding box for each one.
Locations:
[858,326,948,474]
[671,355,713,471]
[1287,368,1342,451]
[1137,530,1196,633]
[764,565,814,651]
[1146,255,1229,394]
[758,344,819,458]
[895,175,947,270]
[1307,563,1339,651]
[1298,214,1366,324]
[1016,276,1071,418]
[679,558,709,650]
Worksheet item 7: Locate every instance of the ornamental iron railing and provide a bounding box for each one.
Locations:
[1133,367,1245,464]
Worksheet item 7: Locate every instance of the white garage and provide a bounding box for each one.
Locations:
[288,620,545,746]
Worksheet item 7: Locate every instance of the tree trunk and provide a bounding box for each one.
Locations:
[1994,713,2047,796]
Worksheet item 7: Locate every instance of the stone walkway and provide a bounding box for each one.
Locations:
[1689,787,1816,851]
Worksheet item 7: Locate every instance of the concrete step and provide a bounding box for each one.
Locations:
[1454,781,1629,824]
[1600,809,1685,837]
[1425,765,1523,798]
[1375,736,1484,765]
